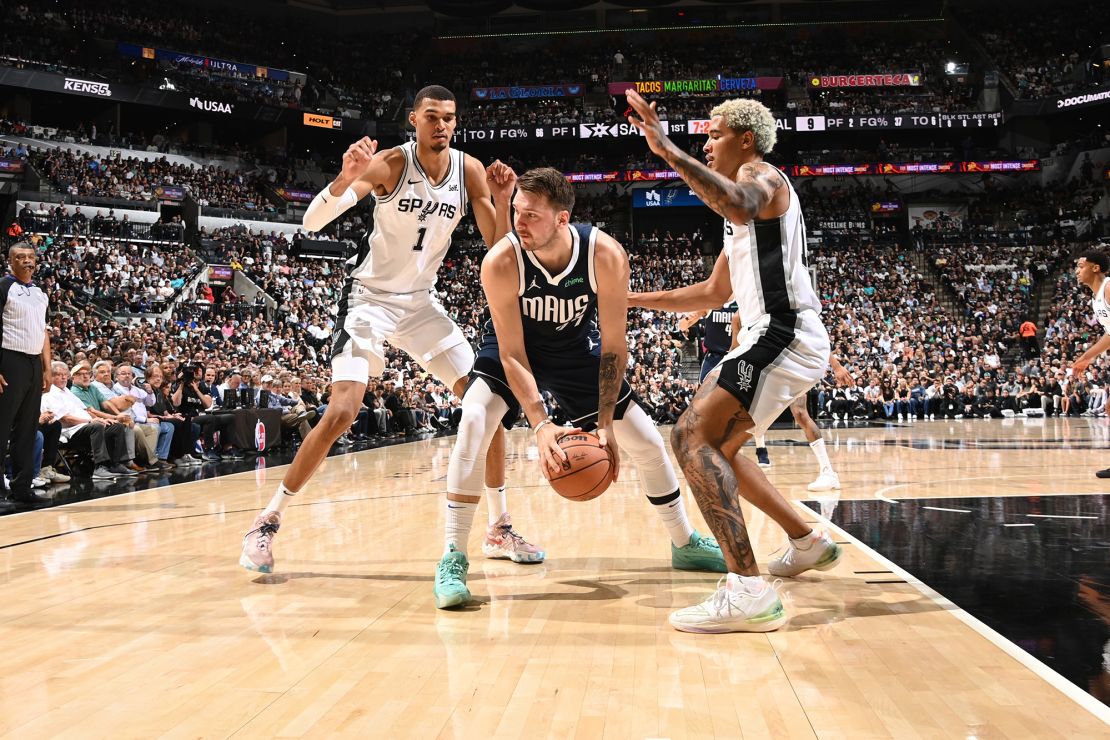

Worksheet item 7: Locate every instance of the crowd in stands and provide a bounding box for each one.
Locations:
[958,0,1109,100]
[2,0,1059,132]
[37,233,203,315]
[30,147,273,211]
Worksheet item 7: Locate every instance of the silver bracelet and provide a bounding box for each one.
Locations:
[534,418,554,433]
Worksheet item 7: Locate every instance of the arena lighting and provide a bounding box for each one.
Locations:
[437,16,943,39]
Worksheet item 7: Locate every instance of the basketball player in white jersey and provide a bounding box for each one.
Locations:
[1070,249,1110,478]
[240,85,540,573]
[728,311,851,490]
[626,90,842,632]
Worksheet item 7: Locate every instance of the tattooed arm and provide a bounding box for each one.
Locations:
[629,249,732,310]
[625,89,783,225]
[594,232,630,480]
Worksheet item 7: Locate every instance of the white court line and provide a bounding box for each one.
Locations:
[921,506,972,513]
[841,488,1110,503]
[1003,523,1036,527]
[1026,514,1099,520]
[797,500,1110,726]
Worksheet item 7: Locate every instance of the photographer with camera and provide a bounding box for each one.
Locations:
[172,363,239,462]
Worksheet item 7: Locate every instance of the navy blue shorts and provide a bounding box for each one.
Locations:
[470,334,638,431]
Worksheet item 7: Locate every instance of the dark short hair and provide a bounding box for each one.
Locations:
[517,167,575,214]
[414,85,455,109]
[8,241,35,259]
[1080,249,1110,274]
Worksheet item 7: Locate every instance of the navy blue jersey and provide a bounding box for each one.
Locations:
[703,301,738,355]
[483,223,599,355]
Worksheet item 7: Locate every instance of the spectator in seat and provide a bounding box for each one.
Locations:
[114,364,174,470]
[41,361,133,478]
[71,361,148,471]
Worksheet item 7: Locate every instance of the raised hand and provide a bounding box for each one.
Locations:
[625,89,673,159]
[486,159,517,202]
[340,137,379,182]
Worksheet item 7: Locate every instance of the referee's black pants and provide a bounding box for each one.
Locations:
[0,351,42,495]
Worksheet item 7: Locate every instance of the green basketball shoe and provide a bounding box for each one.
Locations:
[434,545,471,609]
[671,530,727,572]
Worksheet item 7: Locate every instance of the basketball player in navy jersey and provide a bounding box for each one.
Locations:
[627,91,842,633]
[1070,250,1110,478]
[433,167,725,608]
[239,85,541,573]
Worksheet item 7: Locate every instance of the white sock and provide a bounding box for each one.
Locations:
[754,434,767,448]
[810,438,833,473]
[444,498,478,556]
[648,491,694,547]
[486,485,508,526]
[790,530,817,549]
[265,482,296,514]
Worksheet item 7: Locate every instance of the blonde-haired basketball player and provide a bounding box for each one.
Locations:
[240,85,540,573]
[627,91,842,633]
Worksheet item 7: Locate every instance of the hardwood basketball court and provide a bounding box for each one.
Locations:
[2,418,1108,738]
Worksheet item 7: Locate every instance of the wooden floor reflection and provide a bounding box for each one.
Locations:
[1,418,1108,738]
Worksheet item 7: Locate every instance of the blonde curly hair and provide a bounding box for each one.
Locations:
[709,98,777,155]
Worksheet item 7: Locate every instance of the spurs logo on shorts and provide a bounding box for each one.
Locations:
[735,360,755,392]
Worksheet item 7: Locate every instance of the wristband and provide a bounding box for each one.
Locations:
[534,418,554,433]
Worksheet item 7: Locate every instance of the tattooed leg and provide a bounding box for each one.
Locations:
[671,374,759,576]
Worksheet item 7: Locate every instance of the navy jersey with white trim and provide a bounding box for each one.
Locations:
[702,301,738,354]
[483,223,600,355]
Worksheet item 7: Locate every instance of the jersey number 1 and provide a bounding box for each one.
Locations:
[412,226,427,252]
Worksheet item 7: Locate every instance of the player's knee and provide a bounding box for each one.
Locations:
[321,400,359,431]
[456,404,489,442]
[670,416,701,464]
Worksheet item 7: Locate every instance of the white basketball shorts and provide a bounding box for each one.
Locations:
[710,309,830,434]
[329,279,473,386]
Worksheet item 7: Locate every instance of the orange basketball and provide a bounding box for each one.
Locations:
[547,431,615,502]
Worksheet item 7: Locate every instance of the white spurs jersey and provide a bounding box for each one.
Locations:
[722,167,821,321]
[349,141,468,293]
[1093,276,1110,333]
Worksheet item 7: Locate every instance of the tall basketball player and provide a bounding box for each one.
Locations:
[239,85,539,573]
[1070,249,1110,478]
[433,168,725,608]
[626,90,842,632]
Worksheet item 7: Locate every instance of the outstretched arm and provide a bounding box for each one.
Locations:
[629,250,732,311]
[625,90,781,225]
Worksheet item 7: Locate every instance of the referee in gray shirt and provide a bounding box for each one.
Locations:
[0,242,52,511]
